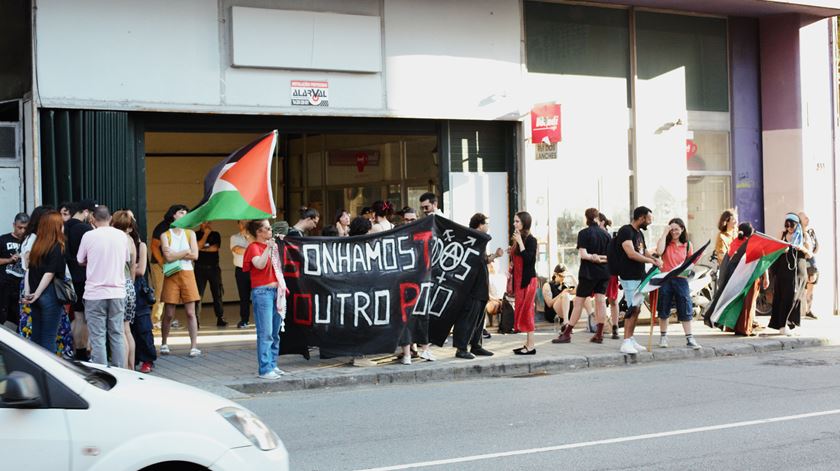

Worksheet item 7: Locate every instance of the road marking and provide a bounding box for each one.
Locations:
[356,409,840,471]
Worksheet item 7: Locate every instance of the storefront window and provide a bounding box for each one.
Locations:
[636,12,728,112]
[687,130,731,249]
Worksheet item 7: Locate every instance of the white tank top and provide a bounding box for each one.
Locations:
[166,229,194,271]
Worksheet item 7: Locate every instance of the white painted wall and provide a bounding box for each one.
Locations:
[383,0,522,120]
[799,18,836,316]
[519,72,631,275]
[36,0,221,107]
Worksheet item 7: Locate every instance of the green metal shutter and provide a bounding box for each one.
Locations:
[39,109,147,234]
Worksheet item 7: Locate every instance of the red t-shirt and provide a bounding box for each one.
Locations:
[243,242,277,288]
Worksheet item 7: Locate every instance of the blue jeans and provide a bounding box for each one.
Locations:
[251,285,282,375]
[657,277,693,321]
[29,285,62,353]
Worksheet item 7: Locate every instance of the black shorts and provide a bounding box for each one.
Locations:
[72,281,86,313]
[576,277,609,298]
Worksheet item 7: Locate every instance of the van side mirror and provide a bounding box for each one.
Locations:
[1,371,42,407]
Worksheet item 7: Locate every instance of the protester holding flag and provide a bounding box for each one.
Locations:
[243,219,287,380]
[768,213,811,335]
[729,222,768,336]
[511,211,538,355]
[159,207,202,358]
[613,206,662,355]
[653,218,701,349]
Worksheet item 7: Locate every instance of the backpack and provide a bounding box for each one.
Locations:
[607,235,622,276]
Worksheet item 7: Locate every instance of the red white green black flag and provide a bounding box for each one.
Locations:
[172,131,277,229]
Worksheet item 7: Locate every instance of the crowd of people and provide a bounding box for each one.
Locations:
[0,194,821,378]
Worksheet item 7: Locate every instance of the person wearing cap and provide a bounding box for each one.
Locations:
[542,264,573,326]
[65,200,97,361]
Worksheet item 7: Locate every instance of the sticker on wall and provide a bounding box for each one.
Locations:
[535,143,557,160]
[291,81,329,107]
[531,103,561,144]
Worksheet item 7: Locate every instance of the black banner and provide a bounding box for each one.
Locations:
[280,215,489,357]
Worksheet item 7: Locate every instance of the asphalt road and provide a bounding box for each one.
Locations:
[240,347,840,471]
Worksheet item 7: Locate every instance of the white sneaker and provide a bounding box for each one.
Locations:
[686,337,702,350]
[258,371,282,380]
[273,367,287,375]
[658,336,669,348]
[171,319,181,328]
[188,348,202,358]
[631,337,647,352]
[620,339,638,355]
[401,355,411,365]
[159,344,170,355]
[419,350,436,361]
[778,327,787,335]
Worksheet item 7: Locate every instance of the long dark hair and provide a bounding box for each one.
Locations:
[163,204,189,225]
[513,211,532,254]
[737,222,754,240]
[24,205,54,238]
[717,209,736,233]
[665,218,688,245]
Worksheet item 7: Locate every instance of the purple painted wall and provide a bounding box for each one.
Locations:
[730,17,764,232]
[759,15,802,131]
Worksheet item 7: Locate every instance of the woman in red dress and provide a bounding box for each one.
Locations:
[511,211,538,355]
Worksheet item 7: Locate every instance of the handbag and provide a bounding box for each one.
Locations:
[138,273,156,304]
[53,268,77,304]
[163,260,182,277]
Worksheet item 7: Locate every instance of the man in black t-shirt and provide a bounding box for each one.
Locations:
[451,213,503,359]
[554,208,611,344]
[195,222,227,327]
[613,206,662,355]
[65,200,96,360]
[0,213,28,326]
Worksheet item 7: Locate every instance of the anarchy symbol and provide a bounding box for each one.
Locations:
[438,242,465,271]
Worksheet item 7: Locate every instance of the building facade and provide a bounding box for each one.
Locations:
[2,0,839,316]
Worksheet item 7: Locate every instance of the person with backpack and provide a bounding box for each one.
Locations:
[159,206,201,357]
[653,218,701,349]
[554,208,610,344]
[611,206,662,354]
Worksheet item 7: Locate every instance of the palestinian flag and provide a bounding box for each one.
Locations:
[632,240,710,306]
[704,233,788,329]
[172,131,277,228]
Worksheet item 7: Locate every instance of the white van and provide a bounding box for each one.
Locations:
[0,326,288,471]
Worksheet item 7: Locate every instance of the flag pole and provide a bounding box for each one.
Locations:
[647,290,658,352]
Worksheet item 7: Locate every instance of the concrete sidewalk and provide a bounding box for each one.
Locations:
[149,311,840,399]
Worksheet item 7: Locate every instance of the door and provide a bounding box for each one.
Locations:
[634,66,688,237]
[0,345,70,471]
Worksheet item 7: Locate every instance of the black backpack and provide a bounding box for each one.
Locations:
[607,234,622,276]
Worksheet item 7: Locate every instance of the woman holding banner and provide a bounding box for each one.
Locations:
[243,219,288,380]
[511,211,537,355]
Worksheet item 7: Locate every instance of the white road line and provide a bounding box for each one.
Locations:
[355,409,840,471]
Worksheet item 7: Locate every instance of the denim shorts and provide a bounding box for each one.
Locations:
[619,279,643,308]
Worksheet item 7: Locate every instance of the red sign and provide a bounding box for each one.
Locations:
[686,139,698,159]
[531,103,562,144]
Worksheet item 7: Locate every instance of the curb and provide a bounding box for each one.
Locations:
[228,336,830,395]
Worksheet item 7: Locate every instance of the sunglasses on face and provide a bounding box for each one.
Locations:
[784,221,796,228]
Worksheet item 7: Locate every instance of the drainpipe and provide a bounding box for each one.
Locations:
[830,18,840,316]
